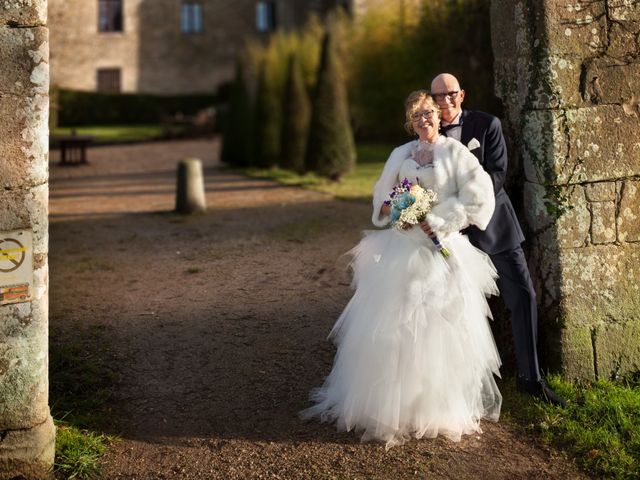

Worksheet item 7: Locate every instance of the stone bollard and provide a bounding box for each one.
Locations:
[175,158,207,214]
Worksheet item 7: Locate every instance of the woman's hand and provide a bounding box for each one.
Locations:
[380,203,391,217]
[419,220,436,238]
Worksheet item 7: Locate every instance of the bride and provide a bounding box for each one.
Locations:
[300,90,503,448]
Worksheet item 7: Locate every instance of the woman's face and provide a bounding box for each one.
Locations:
[410,100,440,143]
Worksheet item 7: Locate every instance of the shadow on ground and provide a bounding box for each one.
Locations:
[50,200,364,443]
[48,139,583,479]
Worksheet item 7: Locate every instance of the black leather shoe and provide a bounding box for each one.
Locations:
[517,377,567,407]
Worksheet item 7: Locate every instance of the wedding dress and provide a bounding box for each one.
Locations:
[301,136,502,448]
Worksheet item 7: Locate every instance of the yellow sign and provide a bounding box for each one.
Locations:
[0,230,33,305]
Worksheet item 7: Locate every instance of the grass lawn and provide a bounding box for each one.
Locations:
[50,324,119,479]
[503,375,640,479]
[51,124,187,144]
[242,143,393,201]
[54,424,110,480]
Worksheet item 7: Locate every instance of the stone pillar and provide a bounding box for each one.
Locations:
[0,1,55,478]
[492,1,640,379]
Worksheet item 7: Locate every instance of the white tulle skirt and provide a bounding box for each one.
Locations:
[301,227,502,448]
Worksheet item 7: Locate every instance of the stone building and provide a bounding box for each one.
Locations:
[48,0,351,95]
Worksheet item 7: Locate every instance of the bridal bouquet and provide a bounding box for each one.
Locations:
[385,178,450,258]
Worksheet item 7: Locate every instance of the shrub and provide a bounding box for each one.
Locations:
[220,61,253,167]
[57,90,217,126]
[305,29,356,180]
[252,60,282,168]
[280,54,311,173]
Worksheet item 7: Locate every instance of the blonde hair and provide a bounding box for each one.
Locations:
[404,90,440,135]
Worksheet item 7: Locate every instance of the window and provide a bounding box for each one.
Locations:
[256,1,276,32]
[181,1,203,34]
[97,68,121,93]
[98,0,123,32]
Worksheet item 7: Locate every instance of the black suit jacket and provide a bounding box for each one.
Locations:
[459,109,525,254]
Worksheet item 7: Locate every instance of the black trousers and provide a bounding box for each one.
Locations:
[489,246,541,382]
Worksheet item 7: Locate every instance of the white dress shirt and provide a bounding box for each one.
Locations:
[441,111,463,142]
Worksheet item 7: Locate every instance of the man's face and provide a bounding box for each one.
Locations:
[430,76,465,123]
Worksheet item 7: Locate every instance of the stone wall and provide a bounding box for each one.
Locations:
[492,0,640,379]
[48,0,345,95]
[48,0,141,92]
[48,0,264,94]
[0,0,55,478]
[136,0,258,94]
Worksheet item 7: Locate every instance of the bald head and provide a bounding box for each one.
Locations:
[430,73,460,93]
[430,73,465,123]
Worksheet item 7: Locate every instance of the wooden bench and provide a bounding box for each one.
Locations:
[52,133,94,166]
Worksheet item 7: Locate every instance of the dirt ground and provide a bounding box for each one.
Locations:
[48,139,588,479]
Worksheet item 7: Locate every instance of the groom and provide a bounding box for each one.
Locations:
[430,73,565,406]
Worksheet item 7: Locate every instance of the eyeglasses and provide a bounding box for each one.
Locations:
[411,110,436,121]
[431,91,460,101]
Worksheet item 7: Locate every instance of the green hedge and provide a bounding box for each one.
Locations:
[56,89,218,126]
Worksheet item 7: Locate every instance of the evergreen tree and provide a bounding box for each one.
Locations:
[280,54,311,173]
[220,61,252,167]
[253,60,281,168]
[305,30,356,180]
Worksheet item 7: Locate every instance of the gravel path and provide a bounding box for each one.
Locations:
[48,139,587,479]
